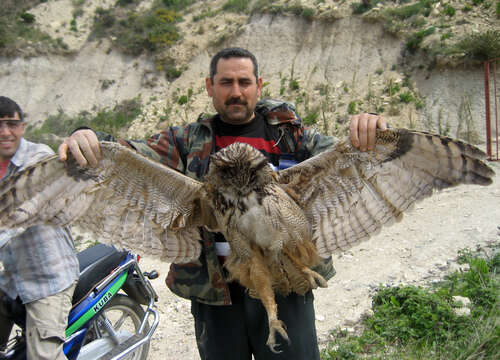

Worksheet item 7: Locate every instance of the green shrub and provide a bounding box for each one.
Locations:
[351,1,373,14]
[497,0,500,18]
[223,0,250,13]
[289,79,300,91]
[26,97,142,146]
[399,91,414,103]
[347,101,357,115]
[116,0,136,5]
[441,32,453,41]
[165,65,182,80]
[384,81,400,95]
[162,0,196,11]
[385,0,434,20]
[303,111,319,125]
[300,7,315,20]
[20,12,36,23]
[406,26,435,54]
[177,95,188,105]
[456,30,500,61]
[321,247,500,360]
[91,4,182,56]
[443,4,456,16]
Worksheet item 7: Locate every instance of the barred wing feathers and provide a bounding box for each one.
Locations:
[277,129,494,258]
[0,141,208,263]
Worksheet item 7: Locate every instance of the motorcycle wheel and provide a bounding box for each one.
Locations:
[85,294,150,360]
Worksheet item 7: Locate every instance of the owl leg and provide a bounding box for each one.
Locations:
[247,246,290,353]
[283,245,328,289]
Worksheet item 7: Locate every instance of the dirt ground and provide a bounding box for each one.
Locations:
[137,161,500,359]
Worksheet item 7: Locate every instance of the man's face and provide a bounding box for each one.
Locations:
[206,57,262,125]
[0,112,25,161]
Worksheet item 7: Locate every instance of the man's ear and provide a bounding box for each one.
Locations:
[257,77,263,97]
[205,77,213,97]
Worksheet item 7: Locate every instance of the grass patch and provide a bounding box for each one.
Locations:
[351,0,383,14]
[222,0,250,13]
[385,0,435,20]
[25,97,142,150]
[321,246,500,359]
[91,0,195,56]
[0,0,70,56]
[406,26,435,54]
[92,6,181,56]
[456,30,500,61]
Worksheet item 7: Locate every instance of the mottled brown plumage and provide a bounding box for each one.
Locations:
[0,129,494,351]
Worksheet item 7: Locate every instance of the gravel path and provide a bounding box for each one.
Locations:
[134,162,500,359]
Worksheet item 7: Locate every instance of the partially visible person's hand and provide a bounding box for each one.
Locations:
[58,129,101,167]
[349,113,387,152]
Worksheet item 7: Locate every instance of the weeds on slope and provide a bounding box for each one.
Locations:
[321,245,500,360]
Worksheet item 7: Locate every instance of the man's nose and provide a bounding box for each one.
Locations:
[230,83,242,97]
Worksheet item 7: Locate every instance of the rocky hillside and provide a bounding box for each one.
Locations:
[0,0,499,144]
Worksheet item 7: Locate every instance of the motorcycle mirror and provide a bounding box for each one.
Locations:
[144,270,159,279]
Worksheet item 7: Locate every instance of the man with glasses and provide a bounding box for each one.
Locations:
[0,96,79,360]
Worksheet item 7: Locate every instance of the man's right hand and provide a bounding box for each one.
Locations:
[58,129,101,167]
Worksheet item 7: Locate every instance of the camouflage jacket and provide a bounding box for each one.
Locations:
[98,99,337,305]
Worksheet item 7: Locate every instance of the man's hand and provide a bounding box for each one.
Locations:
[58,129,101,167]
[349,113,387,152]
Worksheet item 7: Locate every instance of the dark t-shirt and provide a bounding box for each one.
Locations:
[213,113,282,167]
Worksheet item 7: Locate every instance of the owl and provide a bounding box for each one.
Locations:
[0,128,494,352]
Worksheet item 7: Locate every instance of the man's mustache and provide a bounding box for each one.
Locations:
[225,98,247,106]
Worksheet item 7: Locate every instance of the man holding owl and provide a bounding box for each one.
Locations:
[59,47,385,359]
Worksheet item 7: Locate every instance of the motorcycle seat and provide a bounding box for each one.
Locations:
[72,243,128,306]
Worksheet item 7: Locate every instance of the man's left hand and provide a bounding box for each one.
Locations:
[349,113,387,152]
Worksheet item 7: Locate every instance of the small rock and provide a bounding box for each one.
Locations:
[454,307,471,317]
[452,296,471,307]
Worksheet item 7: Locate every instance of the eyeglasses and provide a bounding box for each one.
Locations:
[0,120,23,130]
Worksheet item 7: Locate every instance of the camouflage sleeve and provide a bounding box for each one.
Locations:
[94,129,185,172]
[294,127,337,161]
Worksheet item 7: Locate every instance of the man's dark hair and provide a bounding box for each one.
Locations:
[0,96,24,122]
[209,47,259,83]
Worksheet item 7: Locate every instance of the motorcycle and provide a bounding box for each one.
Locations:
[0,243,159,360]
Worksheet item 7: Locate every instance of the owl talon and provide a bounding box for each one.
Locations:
[269,345,282,354]
[303,268,328,289]
[266,319,290,353]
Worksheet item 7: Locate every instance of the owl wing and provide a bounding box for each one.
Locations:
[277,128,495,258]
[0,141,216,263]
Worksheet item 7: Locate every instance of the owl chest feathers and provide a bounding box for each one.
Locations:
[207,182,310,253]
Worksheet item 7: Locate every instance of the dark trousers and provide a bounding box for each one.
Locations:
[0,289,14,348]
[191,282,320,360]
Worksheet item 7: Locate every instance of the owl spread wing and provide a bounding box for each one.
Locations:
[277,129,495,258]
[0,141,214,263]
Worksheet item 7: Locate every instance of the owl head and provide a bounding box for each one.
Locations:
[206,142,275,194]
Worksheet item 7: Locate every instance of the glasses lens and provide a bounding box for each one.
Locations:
[0,121,21,130]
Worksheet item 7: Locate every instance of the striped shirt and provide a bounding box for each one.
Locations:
[0,138,79,303]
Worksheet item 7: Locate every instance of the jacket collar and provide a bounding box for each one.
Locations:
[9,137,27,168]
